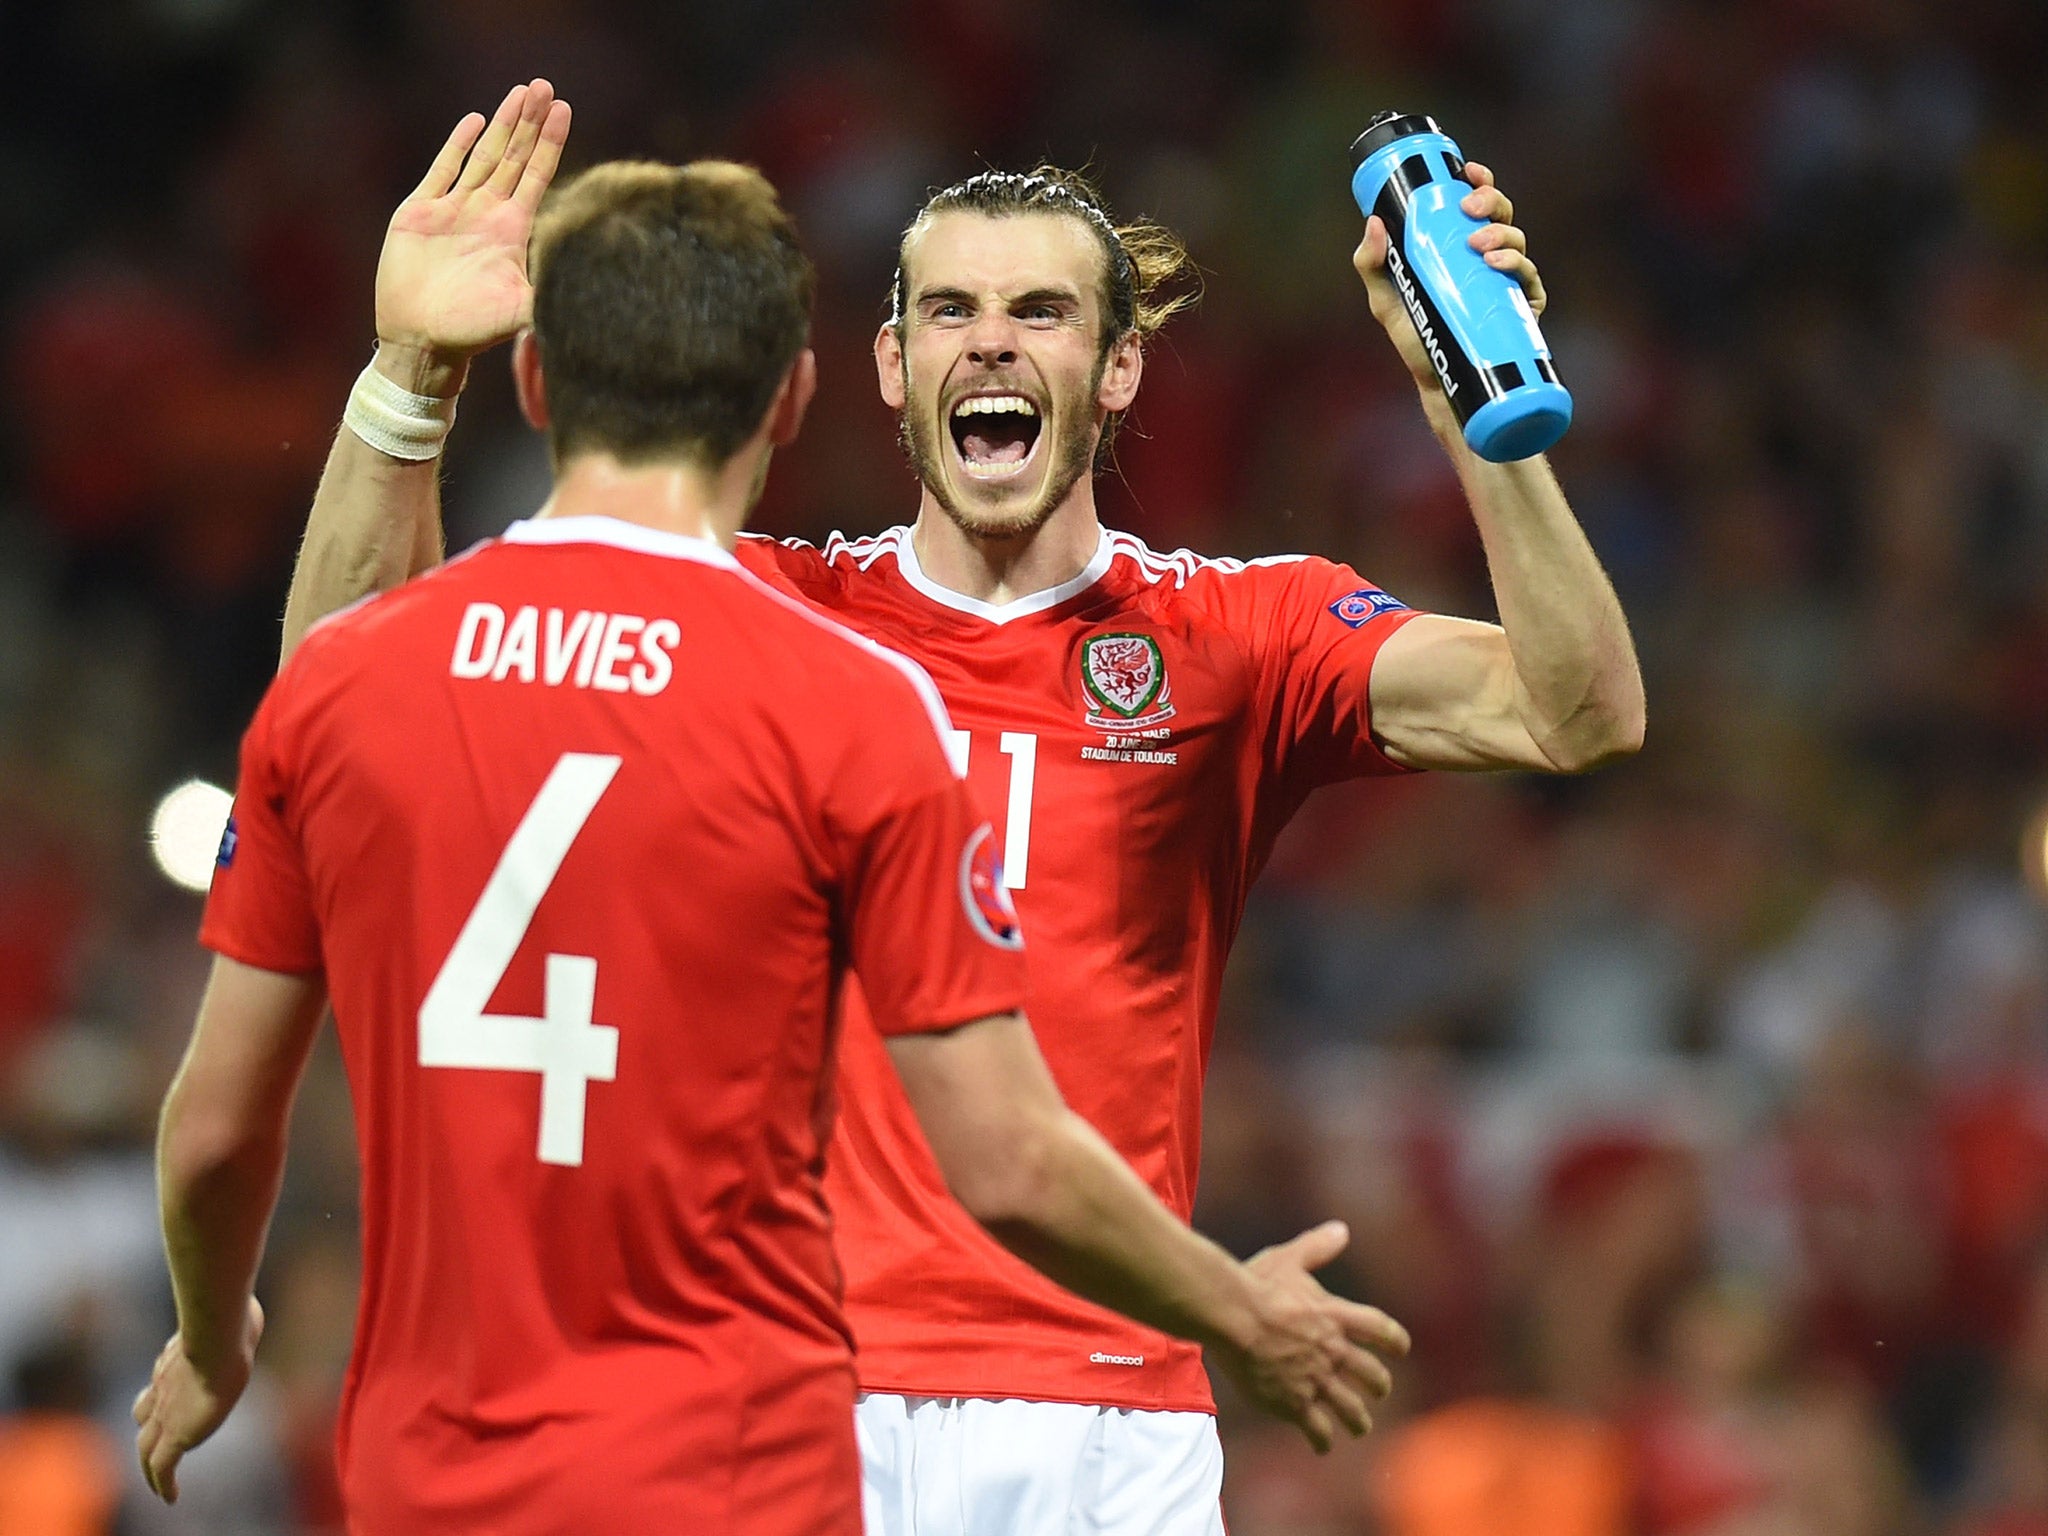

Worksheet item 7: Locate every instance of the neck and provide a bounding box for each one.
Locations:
[908,481,1103,606]
[537,444,770,549]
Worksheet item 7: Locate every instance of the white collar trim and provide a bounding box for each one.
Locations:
[892,525,1115,624]
[503,515,739,568]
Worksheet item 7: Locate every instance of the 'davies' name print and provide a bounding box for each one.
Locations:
[450,603,680,696]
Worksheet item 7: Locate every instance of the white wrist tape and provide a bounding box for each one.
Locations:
[343,354,458,460]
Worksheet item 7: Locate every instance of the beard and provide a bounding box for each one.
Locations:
[897,362,1102,543]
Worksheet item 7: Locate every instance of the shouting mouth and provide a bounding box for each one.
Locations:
[948,393,1043,481]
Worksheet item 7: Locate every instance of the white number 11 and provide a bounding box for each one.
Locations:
[948,729,1036,890]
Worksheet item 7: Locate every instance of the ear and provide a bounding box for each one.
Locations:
[1097,329,1143,413]
[512,330,549,431]
[768,348,818,447]
[875,322,906,410]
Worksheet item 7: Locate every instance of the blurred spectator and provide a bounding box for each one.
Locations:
[1374,1398,1634,1536]
[0,1322,121,1536]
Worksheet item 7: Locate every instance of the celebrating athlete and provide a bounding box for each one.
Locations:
[136,89,1409,1535]
[283,78,1638,1535]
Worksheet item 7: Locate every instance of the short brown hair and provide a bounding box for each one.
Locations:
[530,160,814,468]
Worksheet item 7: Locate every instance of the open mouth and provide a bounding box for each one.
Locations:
[948,394,1043,481]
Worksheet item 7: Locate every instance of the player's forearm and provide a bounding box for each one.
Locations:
[156,1095,286,1375]
[281,345,459,660]
[974,1108,1263,1359]
[895,1016,1263,1355]
[1429,401,1644,769]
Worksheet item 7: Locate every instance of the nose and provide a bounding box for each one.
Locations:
[964,310,1018,367]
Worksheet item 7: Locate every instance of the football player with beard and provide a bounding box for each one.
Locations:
[285,80,1641,1536]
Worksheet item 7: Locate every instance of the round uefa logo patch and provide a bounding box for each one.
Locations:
[1327,586,1409,629]
[960,824,1023,950]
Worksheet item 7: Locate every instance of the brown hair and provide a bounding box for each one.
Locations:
[889,166,1198,343]
[888,166,1199,455]
[530,160,814,468]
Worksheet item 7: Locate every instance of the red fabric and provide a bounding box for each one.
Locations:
[0,842,90,1067]
[739,527,1421,1413]
[202,518,1024,1536]
[1967,1517,2048,1536]
[1627,1387,1772,1536]
[1782,1103,1942,1386]
[1938,1079,2048,1343]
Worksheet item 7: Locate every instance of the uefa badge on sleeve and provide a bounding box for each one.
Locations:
[960,825,1023,950]
[1329,587,1409,629]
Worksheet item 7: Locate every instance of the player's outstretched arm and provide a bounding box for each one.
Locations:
[1352,163,1645,774]
[282,80,572,659]
[888,1015,1411,1453]
[136,956,327,1503]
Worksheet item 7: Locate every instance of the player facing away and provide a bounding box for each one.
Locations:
[136,112,1411,1536]
[284,81,1639,1536]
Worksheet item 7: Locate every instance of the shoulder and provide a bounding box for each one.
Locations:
[293,538,501,664]
[1103,529,1307,585]
[726,558,953,745]
[1102,530,1367,615]
[1100,533,1418,669]
[735,527,910,590]
[271,539,508,733]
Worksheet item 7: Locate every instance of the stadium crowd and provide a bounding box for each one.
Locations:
[5,0,2048,1531]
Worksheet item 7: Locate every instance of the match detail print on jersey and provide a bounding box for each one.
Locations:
[418,751,623,1167]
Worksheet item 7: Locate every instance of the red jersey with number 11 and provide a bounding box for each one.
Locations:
[737,524,1421,1414]
[200,516,1026,1536]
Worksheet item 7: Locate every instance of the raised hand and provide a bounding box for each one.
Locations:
[1214,1220,1411,1454]
[374,80,573,391]
[133,1296,265,1504]
[1353,161,1546,397]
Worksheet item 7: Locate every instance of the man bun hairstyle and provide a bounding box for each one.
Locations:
[531,160,814,468]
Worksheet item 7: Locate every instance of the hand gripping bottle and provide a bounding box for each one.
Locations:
[1349,112,1571,462]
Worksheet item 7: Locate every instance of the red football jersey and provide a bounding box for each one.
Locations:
[201,516,1026,1536]
[736,524,1422,1413]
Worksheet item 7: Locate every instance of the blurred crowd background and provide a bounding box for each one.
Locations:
[6,0,2048,1532]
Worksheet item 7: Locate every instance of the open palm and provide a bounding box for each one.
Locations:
[376,80,573,358]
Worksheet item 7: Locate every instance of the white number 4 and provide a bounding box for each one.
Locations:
[418,752,623,1167]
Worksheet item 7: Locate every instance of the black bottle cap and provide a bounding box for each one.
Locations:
[1349,112,1442,168]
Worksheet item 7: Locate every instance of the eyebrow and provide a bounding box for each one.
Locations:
[1010,287,1084,311]
[912,285,1087,312]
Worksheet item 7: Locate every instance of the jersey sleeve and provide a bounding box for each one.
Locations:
[199,679,323,975]
[1251,556,1424,789]
[829,675,1028,1038]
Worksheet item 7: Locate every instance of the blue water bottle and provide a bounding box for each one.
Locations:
[1349,112,1571,462]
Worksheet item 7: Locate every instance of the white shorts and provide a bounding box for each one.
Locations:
[855,1392,1225,1536]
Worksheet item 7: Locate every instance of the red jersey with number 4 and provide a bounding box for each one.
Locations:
[200,516,1026,1536]
[736,524,1421,1414]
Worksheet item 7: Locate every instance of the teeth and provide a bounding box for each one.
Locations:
[952,395,1037,418]
[962,458,1032,479]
